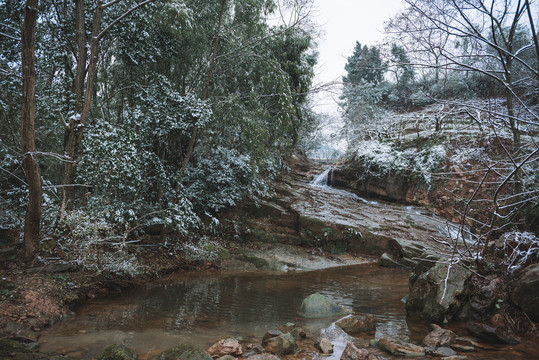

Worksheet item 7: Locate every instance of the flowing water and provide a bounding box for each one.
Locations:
[39,264,414,359]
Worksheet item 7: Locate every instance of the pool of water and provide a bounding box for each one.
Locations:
[38,264,539,359]
[39,264,414,358]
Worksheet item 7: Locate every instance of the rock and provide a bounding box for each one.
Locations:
[379,253,403,268]
[152,344,212,360]
[290,327,306,340]
[315,338,333,354]
[511,263,539,322]
[450,344,475,352]
[458,275,506,322]
[298,293,351,318]
[423,324,456,347]
[262,333,298,356]
[433,346,457,357]
[377,337,425,356]
[97,344,137,360]
[245,355,280,360]
[336,314,376,333]
[25,342,40,351]
[441,357,468,360]
[216,356,235,360]
[262,330,283,342]
[406,262,471,323]
[340,343,369,360]
[207,338,242,358]
[394,239,427,259]
[465,321,521,345]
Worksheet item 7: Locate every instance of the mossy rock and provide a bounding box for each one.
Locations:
[152,344,212,360]
[298,293,351,318]
[97,344,136,360]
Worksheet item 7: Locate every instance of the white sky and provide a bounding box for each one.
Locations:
[311,0,405,114]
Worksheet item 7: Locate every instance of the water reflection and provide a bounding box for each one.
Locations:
[40,264,412,359]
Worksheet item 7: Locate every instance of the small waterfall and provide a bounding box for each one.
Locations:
[310,168,379,205]
[310,168,334,187]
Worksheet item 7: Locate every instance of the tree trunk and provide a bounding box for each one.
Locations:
[181,0,227,173]
[59,1,103,216]
[21,0,42,260]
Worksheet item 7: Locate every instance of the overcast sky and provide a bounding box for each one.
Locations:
[311,0,405,114]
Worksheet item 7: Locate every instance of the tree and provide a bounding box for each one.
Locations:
[343,42,384,86]
[59,0,155,216]
[386,43,415,109]
[340,42,386,142]
[20,0,41,260]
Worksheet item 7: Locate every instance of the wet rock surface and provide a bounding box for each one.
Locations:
[377,337,426,356]
[335,314,376,334]
[340,342,370,360]
[207,338,242,358]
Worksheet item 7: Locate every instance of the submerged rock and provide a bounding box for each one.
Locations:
[340,342,369,360]
[152,344,212,360]
[298,293,351,318]
[336,314,376,333]
[97,344,137,360]
[207,338,242,358]
[406,262,471,323]
[378,337,425,356]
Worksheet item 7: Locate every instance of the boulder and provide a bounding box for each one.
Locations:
[511,263,539,322]
[152,344,212,360]
[336,315,376,334]
[458,275,506,322]
[97,344,137,360]
[315,338,333,354]
[340,343,369,360]
[465,321,521,345]
[423,324,456,348]
[207,338,242,358]
[377,337,425,356]
[298,293,351,318]
[406,262,471,323]
[262,333,298,356]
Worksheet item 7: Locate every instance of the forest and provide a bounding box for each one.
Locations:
[0,0,538,358]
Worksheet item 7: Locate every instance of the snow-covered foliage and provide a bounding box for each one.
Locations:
[178,236,223,262]
[186,146,277,213]
[353,139,446,186]
[56,210,142,276]
[79,116,200,234]
[0,142,25,228]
